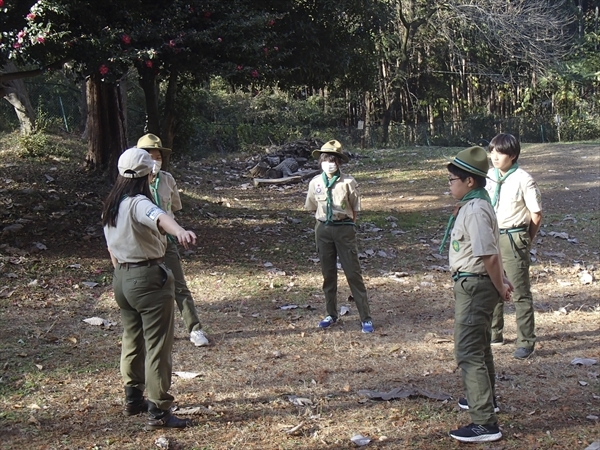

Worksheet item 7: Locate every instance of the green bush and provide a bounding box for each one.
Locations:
[18,132,72,158]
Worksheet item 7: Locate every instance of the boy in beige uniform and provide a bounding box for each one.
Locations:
[439,146,512,443]
[486,133,542,359]
[137,133,209,347]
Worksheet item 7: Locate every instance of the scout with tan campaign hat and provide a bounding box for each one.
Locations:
[118,147,154,178]
[445,146,489,177]
[137,133,172,156]
[311,139,349,163]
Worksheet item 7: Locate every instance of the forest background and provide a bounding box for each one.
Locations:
[0,0,599,166]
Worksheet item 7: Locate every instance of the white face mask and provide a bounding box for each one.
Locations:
[151,160,162,175]
[321,162,338,174]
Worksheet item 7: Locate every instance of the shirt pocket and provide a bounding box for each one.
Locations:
[314,193,327,203]
[158,194,171,211]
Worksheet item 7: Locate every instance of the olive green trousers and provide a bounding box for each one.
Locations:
[113,263,175,411]
[315,221,371,322]
[165,241,202,332]
[491,231,536,349]
[454,276,500,425]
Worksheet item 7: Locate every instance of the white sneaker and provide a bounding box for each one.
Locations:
[190,330,209,347]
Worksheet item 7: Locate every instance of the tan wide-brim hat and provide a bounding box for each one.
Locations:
[445,146,489,177]
[118,147,154,178]
[136,133,172,155]
[311,139,349,163]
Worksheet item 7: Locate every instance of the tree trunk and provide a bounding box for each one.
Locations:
[84,74,127,179]
[138,66,160,135]
[1,62,36,135]
[160,69,179,170]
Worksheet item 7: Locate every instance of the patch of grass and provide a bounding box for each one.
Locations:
[18,132,72,159]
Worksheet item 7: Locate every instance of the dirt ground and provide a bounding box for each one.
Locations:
[0,136,598,450]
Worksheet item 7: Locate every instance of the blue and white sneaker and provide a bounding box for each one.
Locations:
[318,316,337,328]
[361,321,374,333]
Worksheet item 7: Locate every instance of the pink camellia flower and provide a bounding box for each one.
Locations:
[99,65,109,75]
[145,60,153,68]
[27,13,36,20]
[13,42,22,49]
[17,30,26,38]
[169,40,176,47]
[121,34,131,45]
[251,70,259,78]
[236,65,243,71]
[0,0,5,7]
[37,36,45,44]
[217,37,222,42]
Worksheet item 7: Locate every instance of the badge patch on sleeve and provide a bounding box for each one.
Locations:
[146,206,165,221]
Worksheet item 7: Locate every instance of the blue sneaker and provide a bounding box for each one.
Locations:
[318,316,337,328]
[361,321,374,333]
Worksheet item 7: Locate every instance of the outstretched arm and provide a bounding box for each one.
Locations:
[157,214,197,249]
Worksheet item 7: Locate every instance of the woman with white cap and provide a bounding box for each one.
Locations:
[102,147,196,430]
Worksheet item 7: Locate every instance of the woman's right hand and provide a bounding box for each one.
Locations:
[175,230,197,249]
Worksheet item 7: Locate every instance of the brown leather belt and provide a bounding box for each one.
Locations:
[119,258,164,269]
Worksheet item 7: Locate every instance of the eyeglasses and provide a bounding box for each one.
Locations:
[448,177,461,184]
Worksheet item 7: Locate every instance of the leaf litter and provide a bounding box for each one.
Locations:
[0,138,598,449]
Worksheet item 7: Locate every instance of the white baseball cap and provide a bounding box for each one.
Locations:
[118,147,154,178]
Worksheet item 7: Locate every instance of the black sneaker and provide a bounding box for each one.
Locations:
[458,397,500,413]
[449,423,502,442]
[146,412,192,431]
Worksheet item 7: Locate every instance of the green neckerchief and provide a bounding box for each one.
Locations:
[150,173,161,207]
[491,163,518,207]
[438,187,492,254]
[150,172,176,243]
[322,170,340,225]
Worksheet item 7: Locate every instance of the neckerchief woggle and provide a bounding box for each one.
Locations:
[322,171,340,225]
[438,188,491,254]
[491,163,519,207]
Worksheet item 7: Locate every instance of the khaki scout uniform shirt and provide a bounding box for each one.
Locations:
[103,195,167,263]
[151,171,182,218]
[304,173,360,220]
[485,167,542,229]
[449,198,500,275]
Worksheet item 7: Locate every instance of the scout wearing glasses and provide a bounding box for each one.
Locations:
[439,146,513,443]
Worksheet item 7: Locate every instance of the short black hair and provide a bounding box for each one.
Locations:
[489,133,520,162]
[318,153,343,164]
[447,163,487,188]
